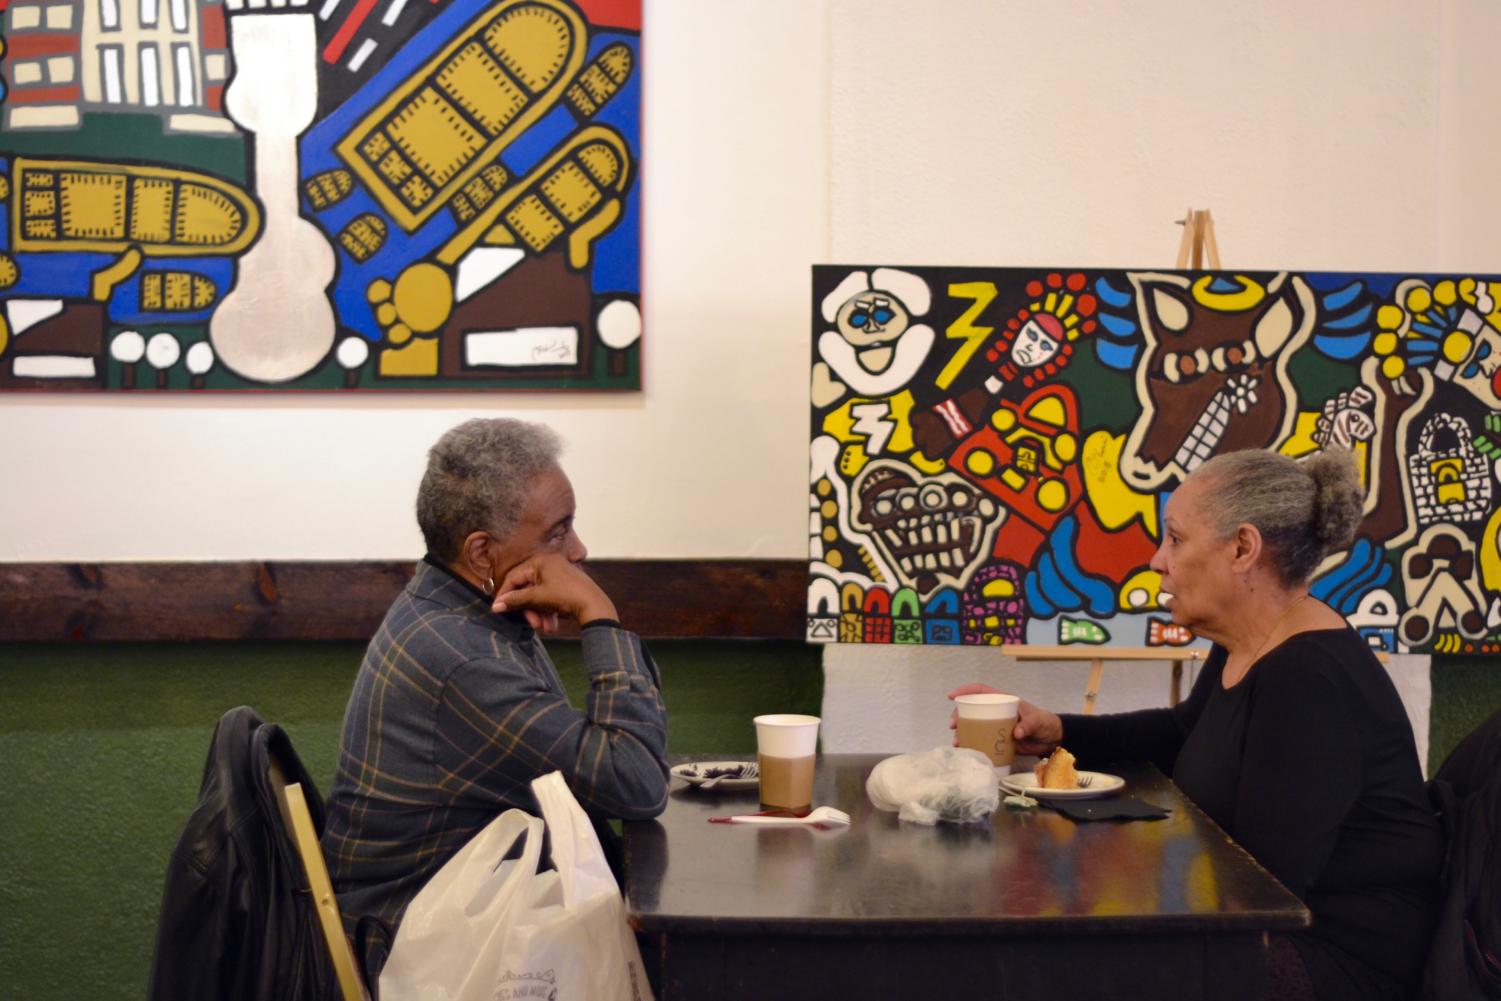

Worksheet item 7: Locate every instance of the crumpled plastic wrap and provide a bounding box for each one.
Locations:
[865,746,1000,825]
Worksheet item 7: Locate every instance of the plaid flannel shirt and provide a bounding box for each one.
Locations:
[321,558,669,934]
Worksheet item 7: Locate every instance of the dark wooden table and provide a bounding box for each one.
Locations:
[624,754,1309,1001]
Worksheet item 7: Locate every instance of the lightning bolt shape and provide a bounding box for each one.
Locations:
[850,402,896,455]
[937,281,997,390]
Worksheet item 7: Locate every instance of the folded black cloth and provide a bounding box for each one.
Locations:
[1044,797,1171,822]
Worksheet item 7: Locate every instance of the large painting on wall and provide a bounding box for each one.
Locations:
[809,264,1501,656]
[0,0,640,390]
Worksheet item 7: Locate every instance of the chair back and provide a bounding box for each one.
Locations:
[268,759,371,1001]
[1420,708,1501,1001]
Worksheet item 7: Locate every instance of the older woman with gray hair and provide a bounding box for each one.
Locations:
[951,448,1441,1001]
[324,418,669,979]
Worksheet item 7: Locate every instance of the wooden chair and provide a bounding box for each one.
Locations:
[267,760,371,1001]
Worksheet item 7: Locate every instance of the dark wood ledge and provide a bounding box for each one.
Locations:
[0,560,806,642]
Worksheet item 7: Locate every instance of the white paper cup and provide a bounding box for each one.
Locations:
[954,694,1020,775]
[754,714,820,810]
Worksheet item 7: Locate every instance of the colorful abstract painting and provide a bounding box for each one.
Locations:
[0,0,640,390]
[809,265,1501,656]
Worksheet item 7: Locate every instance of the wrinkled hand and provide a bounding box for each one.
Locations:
[491,553,618,634]
[945,683,1063,756]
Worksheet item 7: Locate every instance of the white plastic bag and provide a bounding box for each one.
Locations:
[379,771,653,1001]
[865,746,1000,825]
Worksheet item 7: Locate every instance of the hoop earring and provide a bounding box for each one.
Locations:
[485,577,495,595]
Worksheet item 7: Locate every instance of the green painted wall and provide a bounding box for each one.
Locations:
[0,640,822,1001]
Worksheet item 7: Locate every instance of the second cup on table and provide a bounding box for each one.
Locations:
[753,713,820,811]
[953,693,1019,775]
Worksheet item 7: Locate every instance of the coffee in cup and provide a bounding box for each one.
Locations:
[753,714,820,811]
[954,693,1020,774]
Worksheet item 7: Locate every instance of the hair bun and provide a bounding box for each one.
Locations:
[1304,449,1364,553]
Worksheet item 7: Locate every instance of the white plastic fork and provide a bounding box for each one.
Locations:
[712,806,851,827]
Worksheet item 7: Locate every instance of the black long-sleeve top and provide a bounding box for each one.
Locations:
[1060,627,1442,1001]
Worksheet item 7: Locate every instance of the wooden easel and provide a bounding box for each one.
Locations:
[996,209,1388,712]
[1000,644,1203,714]
[990,212,1224,713]
[1176,207,1221,270]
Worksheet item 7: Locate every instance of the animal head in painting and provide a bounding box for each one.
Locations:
[1120,272,1316,490]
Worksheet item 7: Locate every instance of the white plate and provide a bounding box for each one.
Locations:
[1000,769,1125,800]
[671,761,760,790]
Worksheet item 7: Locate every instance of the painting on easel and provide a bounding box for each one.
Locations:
[808,262,1501,656]
[0,0,640,391]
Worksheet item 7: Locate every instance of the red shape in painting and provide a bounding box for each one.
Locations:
[574,0,640,30]
[1071,502,1158,583]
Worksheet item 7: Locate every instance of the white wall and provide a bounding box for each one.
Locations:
[3,0,1493,760]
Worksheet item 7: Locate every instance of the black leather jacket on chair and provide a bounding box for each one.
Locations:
[148,706,336,1001]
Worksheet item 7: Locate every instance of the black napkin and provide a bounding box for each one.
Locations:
[1043,797,1171,822]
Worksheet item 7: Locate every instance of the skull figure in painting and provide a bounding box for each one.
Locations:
[809,264,1501,658]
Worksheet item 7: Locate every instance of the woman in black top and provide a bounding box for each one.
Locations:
[952,448,1442,1001]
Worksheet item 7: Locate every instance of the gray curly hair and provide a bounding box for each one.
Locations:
[416,418,562,560]
[1189,448,1365,585]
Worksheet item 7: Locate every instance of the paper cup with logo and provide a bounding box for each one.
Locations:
[754,714,820,811]
[953,693,1020,775]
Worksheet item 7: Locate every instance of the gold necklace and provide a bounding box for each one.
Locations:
[1246,592,1310,666]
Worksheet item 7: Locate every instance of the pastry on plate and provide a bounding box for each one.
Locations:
[1034,746,1079,789]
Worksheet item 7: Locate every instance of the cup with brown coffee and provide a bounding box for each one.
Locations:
[753,714,820,811]
[953,693,1019,775]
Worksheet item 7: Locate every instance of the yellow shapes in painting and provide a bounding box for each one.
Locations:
[1036,479,1069,514]
[1480,505,1501,593]
[814,476,844,570]
[436,125,631,272]
[367,262,454,347]
[1280,411,1371,488]
[1189,274,1265,312]
[836,444,867,481]
[1118,569,1163,612]
[378,338,440,377]
[965,449,995,477]
[565,43,633,118]
[1371,277,1495,384]
[304,169,353,210]
[337,0,586,232]
[822,390,916,476]
[0,313,8,356]
[89,248,142,300]
[142,272,217,312]
[908,451,946,476]
[449,164,511,225]
[11,158,259,256]
[1080,430,1158,535]
[339,214,389,262]
[393,264,452,332]
[1431,458,1467,505]
[0,254,19,290]
[1026,393,1068,431]
[938,281,996,391]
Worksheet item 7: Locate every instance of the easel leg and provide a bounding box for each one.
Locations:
[1083,658,1105,715]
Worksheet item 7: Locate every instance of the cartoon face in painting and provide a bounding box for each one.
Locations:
[1445,308,1501,407]
[816,269,936,397]
[836,293,911,352]
[1120,272,1315,490]
[851,461,1003,598]
[1010,315,1064,368]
